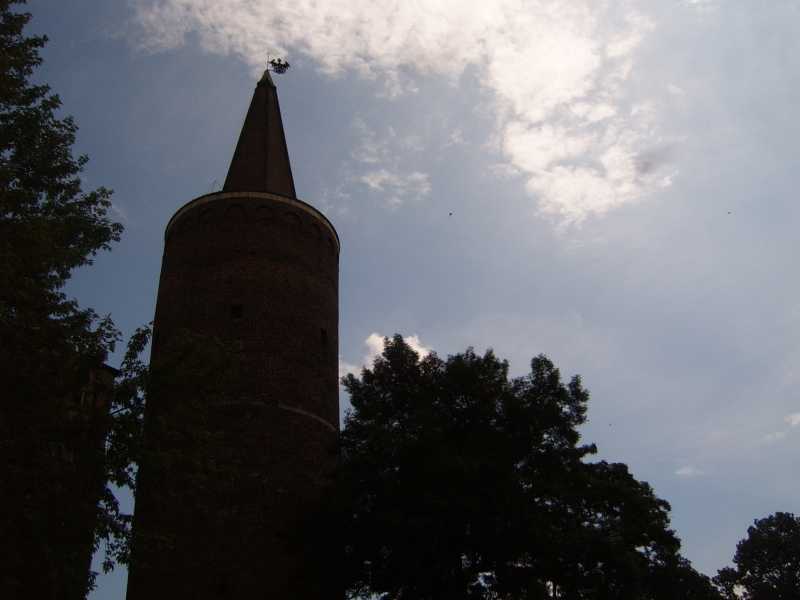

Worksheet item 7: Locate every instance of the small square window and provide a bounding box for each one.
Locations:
[230,304,243,319]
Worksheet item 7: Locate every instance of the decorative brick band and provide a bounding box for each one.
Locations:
[165,190,340,252]
[277,403,338,433]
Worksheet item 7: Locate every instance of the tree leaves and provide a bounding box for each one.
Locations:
[0,1,126,595]
[714,512,800,599]
[338,335,718,599]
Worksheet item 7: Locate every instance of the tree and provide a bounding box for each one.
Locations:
[0,0,122,410]
[338,335,719,600]
[714,512,800,599]
[0,0,121,321]
[0,1,127,596]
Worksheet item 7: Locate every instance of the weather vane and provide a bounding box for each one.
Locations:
[266,54,290,74]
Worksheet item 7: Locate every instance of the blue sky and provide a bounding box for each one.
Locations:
[25,0,800,596]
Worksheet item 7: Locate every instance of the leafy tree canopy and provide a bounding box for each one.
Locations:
[338,335,719,600]
[0,0,121,318]
[714,512,800,600]
[0,0,122,403]
[0,0,131,595]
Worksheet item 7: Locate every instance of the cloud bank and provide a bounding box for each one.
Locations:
[132,0,672,224]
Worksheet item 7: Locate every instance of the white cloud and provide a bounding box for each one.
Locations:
[341,331,431,383]
[341,333,432,381]
[364,332,432,365]
[675,465,704,478]
[351,118,391,165]
[351,118,431,207]
[784,413,800,427]
[358,169,430,207]
[406,334,432,359]
[363,333,386,367]
[131,0,670,225]
[360,170,396,190]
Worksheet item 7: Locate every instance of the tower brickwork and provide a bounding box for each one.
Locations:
[126,72,339,599]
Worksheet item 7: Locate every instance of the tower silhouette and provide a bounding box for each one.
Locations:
[126,69,339,599]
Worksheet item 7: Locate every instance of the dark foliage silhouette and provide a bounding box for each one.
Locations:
[337,335,719,599]
[714,512,800,599]
[0,0,135,595]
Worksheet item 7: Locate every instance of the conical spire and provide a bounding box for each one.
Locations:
[223,69,296,197]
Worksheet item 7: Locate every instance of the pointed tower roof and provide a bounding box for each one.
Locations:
[223,69,297,197]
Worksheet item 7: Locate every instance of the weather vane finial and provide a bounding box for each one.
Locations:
[266,54,290,74]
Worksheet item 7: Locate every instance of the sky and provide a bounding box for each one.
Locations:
[23,0,800,596]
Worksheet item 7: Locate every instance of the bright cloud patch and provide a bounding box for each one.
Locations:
[351,118,431,207]
[339,333,431,387]
[364,332,432,365]
[784,413,800,427]
[132,0,670,224]
[363,333,386,367]
[359,170,431,208]
[406,335,432,359]
[675,465,704,478]
[340,332,432,382]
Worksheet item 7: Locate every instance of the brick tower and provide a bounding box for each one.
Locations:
[126,69,339,599]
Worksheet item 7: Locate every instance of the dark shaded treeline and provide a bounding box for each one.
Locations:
[0,0,142,596]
